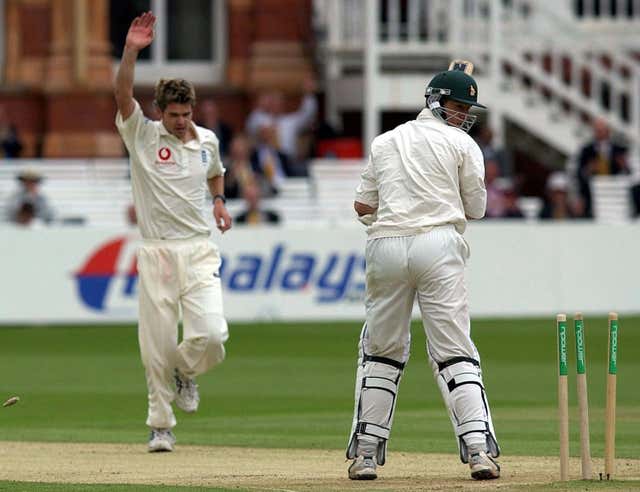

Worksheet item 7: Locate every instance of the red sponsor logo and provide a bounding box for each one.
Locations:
[158,147,172,161]
[156,147,176,165]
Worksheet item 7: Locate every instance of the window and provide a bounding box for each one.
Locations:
[110,0,226,85]
[110,0,152,60]
[167,0,213,60]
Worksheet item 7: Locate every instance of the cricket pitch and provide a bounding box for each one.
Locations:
[1,441,639,491]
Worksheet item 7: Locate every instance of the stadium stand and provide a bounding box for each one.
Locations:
[309,160,363,224]
[591,175,634,224]
[1,159,636,227]
[0,160,131,227]
[0,160,347,227]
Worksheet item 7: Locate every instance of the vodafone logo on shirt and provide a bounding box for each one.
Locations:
[156,147,176,165]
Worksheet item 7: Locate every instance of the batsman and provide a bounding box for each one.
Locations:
[346,61,500,481]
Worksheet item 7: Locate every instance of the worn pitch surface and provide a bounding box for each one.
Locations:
[2,441,640,491]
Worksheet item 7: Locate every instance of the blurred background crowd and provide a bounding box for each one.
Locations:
[1,0,640,228]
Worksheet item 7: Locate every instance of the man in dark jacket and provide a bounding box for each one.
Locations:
[576,118,628,218]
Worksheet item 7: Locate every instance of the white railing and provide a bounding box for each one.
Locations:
[322,0,640,54]
[498,44,640,144]
[574,0,640,19]
[319,0,640,156]
[325,0,461,53]
[494,1,640,149]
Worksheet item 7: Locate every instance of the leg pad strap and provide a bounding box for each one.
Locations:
[355,422,390,440]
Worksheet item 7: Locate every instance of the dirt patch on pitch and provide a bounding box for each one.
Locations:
[1,441,639,491]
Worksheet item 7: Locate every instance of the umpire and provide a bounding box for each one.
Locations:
[346,63,501,481]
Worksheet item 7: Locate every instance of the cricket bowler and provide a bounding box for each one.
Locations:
[114,11,232,452]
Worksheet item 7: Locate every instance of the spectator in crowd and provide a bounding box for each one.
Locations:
[539,172,581,220]
[484,160,505,218]
[13,201,37,226]
[5,168,54,224]
[224,134,256,199]
[198,99,232,159]
[0,104,24,158]
[246,76,318,174]
[246,91,273,135]
[632,182,640,219]
[235,179,280,225]
[475,125,508,176]
[501,184,525,219]
[576,117,629,218]
[250,123,294,196]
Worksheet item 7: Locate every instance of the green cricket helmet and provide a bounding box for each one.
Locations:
[425,69,485,133]
[425,70,486,108]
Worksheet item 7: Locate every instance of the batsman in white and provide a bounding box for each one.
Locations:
[114,11,232,452]
[346,62,501,480]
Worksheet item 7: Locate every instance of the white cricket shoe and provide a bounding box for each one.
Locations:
[469,450,500,480]
[348,455,377,480]
[174,369,199,413]
[148,428,176,452]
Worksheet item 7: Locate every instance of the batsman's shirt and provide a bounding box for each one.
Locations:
[116,100,225,240]
[355,108,486,238]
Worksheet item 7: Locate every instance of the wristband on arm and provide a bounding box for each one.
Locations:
[213,194,226,204]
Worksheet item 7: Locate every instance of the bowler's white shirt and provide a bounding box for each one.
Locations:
[116,101,225,240]
[355,109,486,239]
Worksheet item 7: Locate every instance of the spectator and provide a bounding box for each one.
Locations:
[235,179,280,225]
[224,134,256,199]
[246,91,274,135]
[576,117,629,218]
[0,104,24,158]
[501,184,525,219]
[632,182,640,219]
[475,125,508,176]
[5,168,54,224]
[250,123,295,196]
[13,201,38,226]
[246,76,318,173]
[539,172,580,220]
[198,99,232,158]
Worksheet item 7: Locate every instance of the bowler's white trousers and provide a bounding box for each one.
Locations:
[137,236,228,429]
[358,224,490,449]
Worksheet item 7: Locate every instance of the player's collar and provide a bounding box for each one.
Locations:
[158,122,171,137]
[417,108,437,121]
[159,121,201,147]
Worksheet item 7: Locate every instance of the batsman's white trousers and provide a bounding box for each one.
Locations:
[361,224,489,447]
[363,224,478,363]
[137,236,228,430]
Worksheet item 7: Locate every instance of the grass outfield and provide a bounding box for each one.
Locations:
[0,317,638,460]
